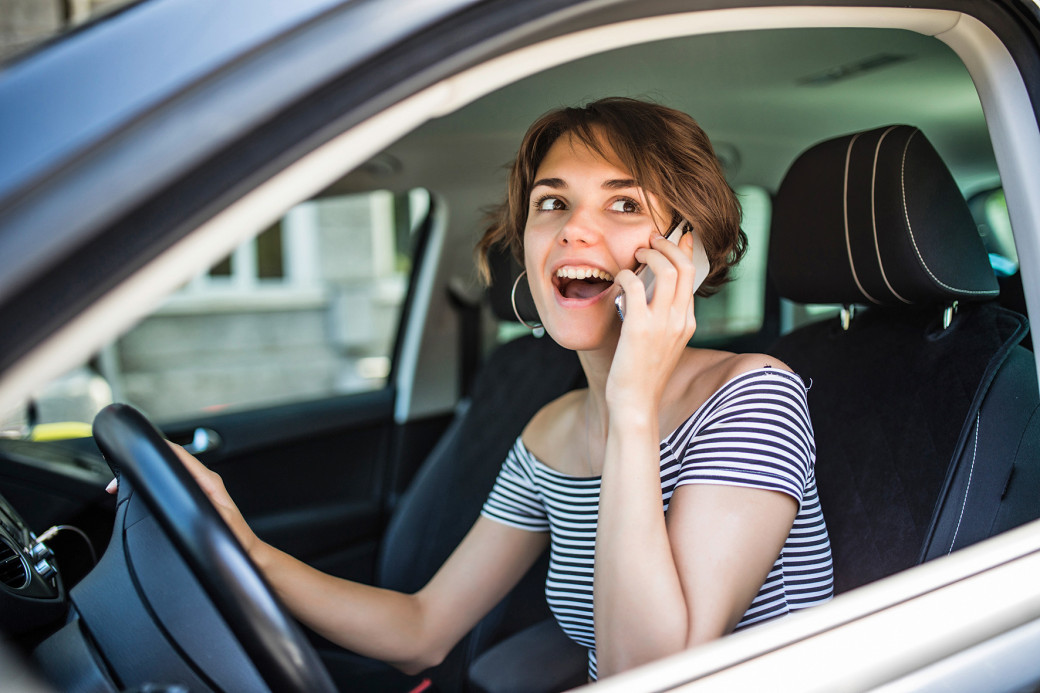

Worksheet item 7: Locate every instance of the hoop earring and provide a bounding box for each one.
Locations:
[511,271,543,331]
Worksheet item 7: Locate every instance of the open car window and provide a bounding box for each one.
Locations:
[12,188,429,429]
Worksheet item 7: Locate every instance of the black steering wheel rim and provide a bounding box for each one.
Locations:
[93,403,336,693]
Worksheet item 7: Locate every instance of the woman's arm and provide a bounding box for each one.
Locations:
[594,232,800,676]
[594,403,799,676]
[666,484,798,642]
[594,439,794,670]
[171,445,549,674]
[593,408,683,674]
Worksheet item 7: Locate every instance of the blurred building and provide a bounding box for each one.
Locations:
[1,0,130,61]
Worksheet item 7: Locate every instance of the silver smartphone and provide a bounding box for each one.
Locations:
[614,220,711,320]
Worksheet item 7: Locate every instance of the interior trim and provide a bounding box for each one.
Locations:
[873,616,1040,693]
[429,6,961,118]
[936,12,1040,387]
[394,197,449,423]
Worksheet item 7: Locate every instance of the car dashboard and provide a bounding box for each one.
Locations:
[0,486,66,637]
[0,438,108,688]
[0,433,277,692]
[0,436,114,634]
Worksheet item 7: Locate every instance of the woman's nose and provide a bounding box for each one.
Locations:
[559,206,599,246]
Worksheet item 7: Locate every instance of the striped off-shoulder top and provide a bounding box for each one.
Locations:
[481,367,834,679]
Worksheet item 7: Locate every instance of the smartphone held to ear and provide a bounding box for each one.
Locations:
[615,220,711,320]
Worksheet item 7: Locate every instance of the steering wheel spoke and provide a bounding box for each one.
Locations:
[93,403,336,693]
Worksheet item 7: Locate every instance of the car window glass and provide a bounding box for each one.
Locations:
[18,188,428,427]
[972,187,1017,275]
[690,184,771,343]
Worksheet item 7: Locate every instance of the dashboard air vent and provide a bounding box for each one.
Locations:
[0,537,29,589]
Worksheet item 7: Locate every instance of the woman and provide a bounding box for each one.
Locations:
[159,97,833,682]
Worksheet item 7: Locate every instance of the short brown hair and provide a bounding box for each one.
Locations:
[475,97,746,295]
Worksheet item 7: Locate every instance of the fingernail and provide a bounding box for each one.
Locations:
[105,478,118,494]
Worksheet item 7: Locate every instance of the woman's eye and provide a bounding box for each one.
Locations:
[536,196,565,211]
[609,198,640,213]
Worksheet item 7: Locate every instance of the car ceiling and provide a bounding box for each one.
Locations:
[332,26,995,203]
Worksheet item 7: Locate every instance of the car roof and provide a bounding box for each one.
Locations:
[0,0,339,199]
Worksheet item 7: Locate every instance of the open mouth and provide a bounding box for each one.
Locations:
[554,266,615,300]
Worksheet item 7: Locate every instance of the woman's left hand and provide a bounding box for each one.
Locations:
[607,229,700,412]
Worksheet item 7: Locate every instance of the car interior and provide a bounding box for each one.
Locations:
[1,5,1039,692]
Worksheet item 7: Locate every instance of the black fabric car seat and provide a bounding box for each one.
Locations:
[768,125,1040,594]
[320,248,587,692]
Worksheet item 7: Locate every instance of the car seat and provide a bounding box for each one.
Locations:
[319,247,587,691]
[767,124,1040,593]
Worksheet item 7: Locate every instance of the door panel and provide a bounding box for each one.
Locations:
[163,388,397,583]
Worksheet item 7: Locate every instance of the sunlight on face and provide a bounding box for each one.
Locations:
[522,133,670,351]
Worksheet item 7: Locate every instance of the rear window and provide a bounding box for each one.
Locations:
[690,185,772,343]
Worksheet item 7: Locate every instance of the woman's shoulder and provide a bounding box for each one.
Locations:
[673,347,786,391]
[691,351,813,424]
[666,350,795,426]
[521,389,586,473]
[711,351,794,386]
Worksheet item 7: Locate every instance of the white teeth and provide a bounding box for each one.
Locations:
[556,266,613,281]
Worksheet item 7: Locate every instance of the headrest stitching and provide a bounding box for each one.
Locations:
[843,132,880,304]
[871,126,912,304]
[900,129,999,297]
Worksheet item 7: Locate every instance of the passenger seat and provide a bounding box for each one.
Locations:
[767,125,1040,593]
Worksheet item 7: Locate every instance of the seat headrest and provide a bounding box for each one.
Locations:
[486,245,539,324]
[769,125,998,306]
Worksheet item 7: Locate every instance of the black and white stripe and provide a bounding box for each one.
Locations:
[481,368,834,679]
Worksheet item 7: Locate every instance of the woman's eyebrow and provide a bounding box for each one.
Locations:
[531,177,566,189]
[602,178,639,190]
[530,177,639,190]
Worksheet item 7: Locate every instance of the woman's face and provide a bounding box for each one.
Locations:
[523,132,670,351]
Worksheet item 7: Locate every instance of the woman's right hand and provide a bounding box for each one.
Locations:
[171,443,262,556]
[105,443,261,558]
[607,229,699,415]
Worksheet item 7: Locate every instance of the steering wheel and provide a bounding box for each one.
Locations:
[93,403,337,693]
